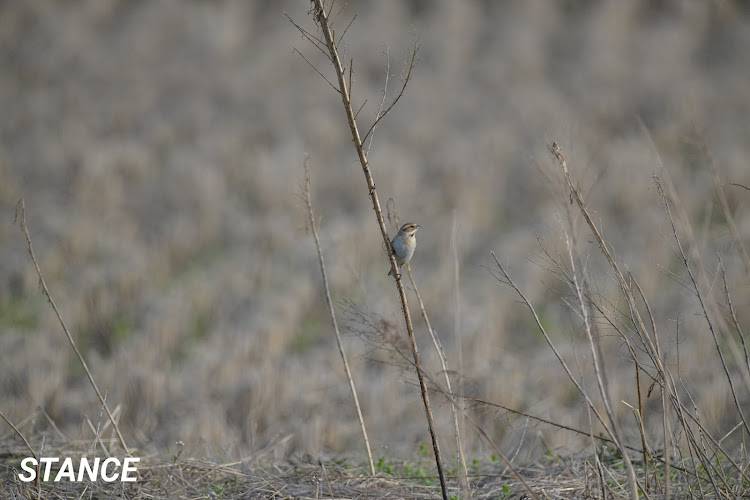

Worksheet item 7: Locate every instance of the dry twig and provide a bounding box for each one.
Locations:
[388,202,470,496]
[292,3,448,498]
[14,199,129,454]
[302,155,375,476]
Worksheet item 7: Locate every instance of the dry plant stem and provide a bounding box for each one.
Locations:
[642,120,750,394]
[673,384,750,485]
[489,253,615,440]
[391,206,469,495]
[457,392,691,474]
[302,156,375,476]
[555,137,747,492]
[15,199,130,454]
[659,169,750,395]
[84,415,113,458]
[719,256,750,376]
[562,228,618,495]
[699,134,750,279]
[365,46,389,157]
[449,209,469,493]
[563,227,623,465]
[404,264,469,495]
[550,143,659,371]
[307,3,448,498]
[656,179,750,438]
[318,459,335,499]
[629,277,670,497]
[681,387,725,498]
[547,215,679,496]
[39,406,68,441]
[464,414,541,500]
[628,346,650,492]
[489,252,655,496]
[661,383,671,500]
[560,180,608,350]
[0,409,37,462]
[549,142,660,499]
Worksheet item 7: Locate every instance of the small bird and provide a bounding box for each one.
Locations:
[388,222,421,277]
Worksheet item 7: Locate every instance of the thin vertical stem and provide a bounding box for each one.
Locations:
[303,156,375,475]
[309,3,448,497]
[15,200,129,454]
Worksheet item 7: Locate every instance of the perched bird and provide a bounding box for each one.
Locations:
[388,222,421,277]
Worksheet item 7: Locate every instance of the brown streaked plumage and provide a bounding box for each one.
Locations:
[388,222,421,276]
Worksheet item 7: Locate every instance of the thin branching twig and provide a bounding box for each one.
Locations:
[294,3,448,498]
[719,255,750,376]
[655,178,750,438]
[0,410,37,476]
[360,36,418,146]
[365,46,390,157]
[547,142,659,499]
[694,128,750,280]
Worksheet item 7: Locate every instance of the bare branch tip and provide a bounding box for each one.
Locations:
[14,198,25,226]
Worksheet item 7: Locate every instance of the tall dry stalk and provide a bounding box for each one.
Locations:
[489,251,638,494]
[655,178,750,438]
[546,142,750,496]
[449,210,469,494]
[549,142,647,500]
[302,155,375,476]
[290,3,448,498]
[388,204,469,496]
[15,199,129,454]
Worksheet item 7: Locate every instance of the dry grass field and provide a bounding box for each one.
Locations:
[1,1,750,498]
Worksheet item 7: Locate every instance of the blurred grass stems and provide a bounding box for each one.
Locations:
[462,412,540,500]
[718,255,750,378]
[548,141,750,496]
[660,161,750,395]
[302,155,375,476]
[294,2,448,498]
[655,177,750,438]
[549,141,652,499]
[449,209,469,494]
[640,119,750,394]
[641,124,750,487]
[561,224,624,497]
[488,250,641,498]
[555,151,615,497]
[537,221,674,496]
[15,199,130,455]
[0,410,36,462]
[695,127,750,280]
[0,409,41,493]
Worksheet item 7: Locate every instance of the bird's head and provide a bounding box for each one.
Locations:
[399,222,421,236]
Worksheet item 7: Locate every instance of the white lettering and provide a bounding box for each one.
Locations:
[16,456,139,482]
[77,457,100,481]
[100,457,121,482]
[121,457,139,482]
[39,457,59,481]
[18,457,37,482]
[54,457,75,482]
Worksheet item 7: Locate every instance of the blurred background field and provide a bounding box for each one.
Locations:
[1,0,749,465]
